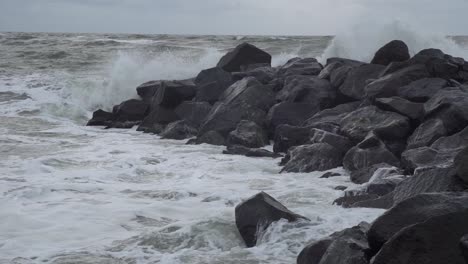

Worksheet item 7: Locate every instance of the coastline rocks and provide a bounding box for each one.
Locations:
[339,64,385,100]
[235,192,306,247]
[374,97,424,120]
[112,99,149,122]
[232,66,276,84]
[194,67,233,87]
[461,235,468,262]
[309,128,353,154]
[267,102,318,129]
[188,130,225,146]
[456,147,468,184]
[371,40,410,66]
[136,80,162,102]
[406,118,447,149]
[227,120,269,148]
[153,80,197,108]
[223,145,281,158]
[87,109,114,126]
[424,88,468,133]
[303,101,361,128]
[273,125,311,153]
[277,75,335,108]
[160,120,198,140]
[281,143,343,173]
[397,78,449,102]
[277,57,323,77]
[217,43,272,72]
[174,101,211,128]
[137,105,179,131]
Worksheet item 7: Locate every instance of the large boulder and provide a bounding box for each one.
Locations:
[397,78,449,102]
[340,106,411,143]
[227,120,268,148]
[277,57,323,77]
[281,143,343,173]
[199,77,275,136]
[309,128,353,154]
[371,40,410,66]
[235,192,306,247]
[160,120,198,140]
[343,133,400,175]
[189,130,226,146]
[217,43,271,72]
[455,147,468,184]
[194,67,233,87]
[339,64,385,100]
[372,210,468,264]
[267,102,318,130]
[174,101,211,128]
[368,192,468,255]
[375,97,424,120]
[223,145,281,158]
[273,125,311,153]
[232,66,276,84]
[137,105,180,131]
[136,80,162,102]
[364,64,430,99]
[406,118,447,149]
[152,80,197,108]
[112,99,149,122]
[87,109,114,126]
[350,163,400,185]
[461,235,468,262]
[303,101,361,128]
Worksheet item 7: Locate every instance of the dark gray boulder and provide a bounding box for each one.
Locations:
[174,101,211,128]
[87,109,114,126]
[136,80,162,102]
[223,145,281,158]
[276,75,335,109]
[112,99,149,122]
[194,67,233,87]
[456,147,468,184]
[406,118,447,149]
[277,57,323,77]
[189,130,226,146]
[281,143,343,173]
[318,61,344,80]
[217,43,271,72]
[267,102,318,129]
[397,78,449,102]
[371,40,410,66]
[309,128,353,154]
[343,133,400,175]
[303,101,361,128]
[375,97,424,120]
[160,120,198,140]
[273,125,311,153]
[461,235,468,262]
[232,66,276,84]
[350,163,399,185]
[372,210,468,264]
[340,106,411,143]
[227,120,268,148]
[195,81,229,105]
[137,105,180,131]
[153,80,197,108]
[199,77,275,136]
[339,64,385,100]
[235,192,306,247]
[297,238,334,264]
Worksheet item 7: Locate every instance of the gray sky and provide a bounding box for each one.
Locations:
[1,0,467,35]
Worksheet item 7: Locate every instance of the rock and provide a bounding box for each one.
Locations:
[194,67,233,87]
[461,235,468,262]
[281,143,343,173]
[240,63,271,72]
[349,163,399,185]
[375,97,424,120]
[136,80,162,102]
[174,101,211,128]
[217,43,271,72]
[371,210,468,264]
[318,61,346,80]
[277,57,323,77]
[273,125,311,153]
[371,40,410,66]
[309,128,353,154]
[199,77,275,136]
[137,105,180,131]
[335,186,348,191]
[189,130,226,146]
[160,120,198,140]
[223,145,281,158]
[330,65,353,89]
[368,192,468,254]
[137,123,165,134]
[112,99,149,122]
[406,118,447,149]
[235,192,306,247]
[365,64,430,99]
[340,106,411,143]
[227,120,268,148]
[321,172,342,178]
[267,102,318,129]
[350,194,394,209]
[303,101,361,128]
[87,109,114,126]
[195,81,229,105]
[153,80,197,108]
[297,238,334,264]
[276,75,335,109]
[339,64,385,100]
[343,133,400,176]
[232,66,276,84]
[392,166,466,204]
[397,78,449,102]
[456,147,468,184]
[105,121,140,129]
[334,194,380,208]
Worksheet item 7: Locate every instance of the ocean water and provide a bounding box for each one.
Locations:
[1,31,467,264]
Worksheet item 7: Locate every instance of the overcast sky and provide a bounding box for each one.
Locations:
[1,0,467,35]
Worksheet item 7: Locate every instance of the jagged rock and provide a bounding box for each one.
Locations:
[152,80,197,108]
[339,64,385,100]
[343,133,400,176]
[397,78,449,102]
[281,143,343,173]
[232,66,276,84]
[340,106,410,143]
[309,128,353,154]
[174,101,211,128]
[273,125,311,153]
[87,109,114,126]
[199,77,275,136]
[372,210,468,264]
[277,58,323,77]
[461,235,468,262]
[371,40,410,66]
[227,120,268,148]
[160,120,198,140]
[365,64,430,99]
[303,101,361,128]
[392,166,466,204]
[375,97,424,120]
[137,105,180,131]
[456,147,468,184]
[136,80,162,102]
[349,163,398,185]
[194,67,233,87]
[298,223,370,264]
[235,192,306,247]
[240,63,271,72]
[406,118,447,149]
[195,82,229,105]
[334,193,380,208]
[267,102,318,129]
[276,75,335,109]
[189,130,226,146]
[217,43,271,72]
[223,145,281,158]
[137,123,165,134]
[368,192,468,255]
[112,99,149,122]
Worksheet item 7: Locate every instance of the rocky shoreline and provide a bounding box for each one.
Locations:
[88,40,468,263]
